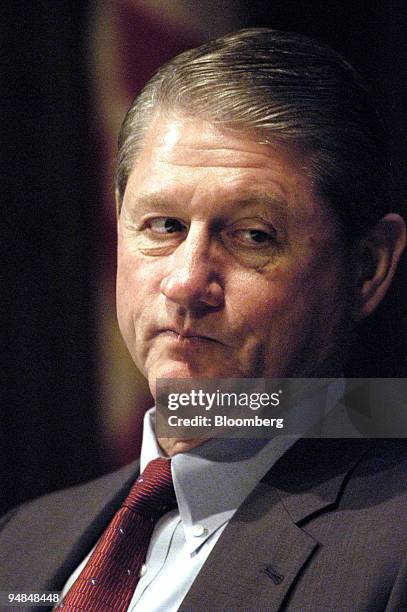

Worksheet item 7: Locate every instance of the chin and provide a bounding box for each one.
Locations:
[148,359,236,398]
[147,363,194,398]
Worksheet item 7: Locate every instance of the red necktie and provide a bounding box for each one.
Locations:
[58,458,176,611]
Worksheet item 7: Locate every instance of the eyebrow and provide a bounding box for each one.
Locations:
[129,192,289,217]
[129,193,183,212]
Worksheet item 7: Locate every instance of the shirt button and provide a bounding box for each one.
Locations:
[192,524,207,537]
[139,564,147,577]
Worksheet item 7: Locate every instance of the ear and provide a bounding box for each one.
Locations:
[353,213,406,321]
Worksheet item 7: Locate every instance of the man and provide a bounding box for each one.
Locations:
[1,28,407,611]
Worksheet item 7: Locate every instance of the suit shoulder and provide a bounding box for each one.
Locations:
[0,461,140,592]
[348,439,407,499]
[0,460,139,535]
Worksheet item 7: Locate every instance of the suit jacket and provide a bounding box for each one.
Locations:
[1,438,407,611]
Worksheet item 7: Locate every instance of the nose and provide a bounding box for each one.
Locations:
[160,226,224,311]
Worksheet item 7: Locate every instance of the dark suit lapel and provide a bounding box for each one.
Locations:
[269,438,373,522]
[179,438,373,612]
[178,479,317,612]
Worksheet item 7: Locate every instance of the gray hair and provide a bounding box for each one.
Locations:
[116,28,392,237]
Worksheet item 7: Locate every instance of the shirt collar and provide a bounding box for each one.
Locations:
[140,377,344,554]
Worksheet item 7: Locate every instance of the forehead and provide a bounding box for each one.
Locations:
[134,112,308,177]
[123,113,329,225]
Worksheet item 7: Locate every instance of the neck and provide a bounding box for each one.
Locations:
[158,436,210,457]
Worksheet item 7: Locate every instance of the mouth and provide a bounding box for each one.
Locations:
[158,328,223,345]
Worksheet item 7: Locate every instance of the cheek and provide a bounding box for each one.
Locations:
[116,247,143,332]
[228,269,298,337]
[285,255,350,350]
[116,256,135,342]
[240,257,345,338]
[116,244,165,335]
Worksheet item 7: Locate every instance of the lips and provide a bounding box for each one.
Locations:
[157,327,223,345]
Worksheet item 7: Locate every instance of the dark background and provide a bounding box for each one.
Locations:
[2,1,406,515]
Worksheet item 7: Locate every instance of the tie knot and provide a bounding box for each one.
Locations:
[123,458,176,517]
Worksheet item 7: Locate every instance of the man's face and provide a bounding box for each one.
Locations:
[117,113,351,394]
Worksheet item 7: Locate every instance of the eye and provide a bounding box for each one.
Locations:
[147,217,186,234]
[230,228,276,247]
[240,229,273,244]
